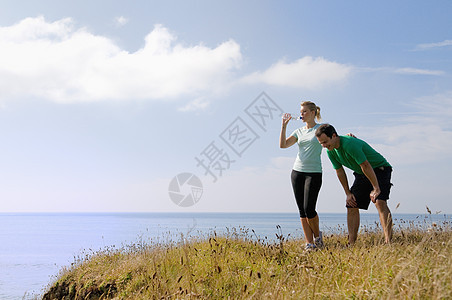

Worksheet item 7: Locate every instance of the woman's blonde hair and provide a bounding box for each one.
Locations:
[301,101,321,121]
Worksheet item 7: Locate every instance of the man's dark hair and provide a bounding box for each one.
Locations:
[315,123,337,138]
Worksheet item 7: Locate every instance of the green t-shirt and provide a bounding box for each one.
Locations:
[290,124,323,173]
[327,136,391,174]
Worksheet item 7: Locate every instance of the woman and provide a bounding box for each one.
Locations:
[280,101,323,250]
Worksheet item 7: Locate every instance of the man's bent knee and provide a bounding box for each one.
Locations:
[375,200,389,210]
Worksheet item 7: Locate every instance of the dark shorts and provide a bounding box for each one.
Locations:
[349,166,393,210]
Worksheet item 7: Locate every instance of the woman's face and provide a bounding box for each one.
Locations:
[300,106,315,122]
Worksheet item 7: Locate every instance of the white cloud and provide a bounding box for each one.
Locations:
[178,97,210,112]
[369,124,452,166]
[241,56,352,89]
[358,92,452,165]
[414,39,452,51]
[394,68,444,76]
[0,16,242,103]
[0,16,73,41]
[115,16,129,27]
[356,66,445,76]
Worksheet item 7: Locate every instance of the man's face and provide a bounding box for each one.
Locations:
[317,133,337,150]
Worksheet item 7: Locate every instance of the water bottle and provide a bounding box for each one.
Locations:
[282,113,302,120]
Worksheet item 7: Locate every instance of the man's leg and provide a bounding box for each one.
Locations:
[347,208,360,244]
[375,200,393,243]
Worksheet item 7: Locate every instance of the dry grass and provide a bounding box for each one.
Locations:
[42,219,451,299]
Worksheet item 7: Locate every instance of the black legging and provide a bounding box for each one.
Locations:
[291,170,322,218]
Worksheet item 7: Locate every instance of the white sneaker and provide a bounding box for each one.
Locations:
[314,231,324,248]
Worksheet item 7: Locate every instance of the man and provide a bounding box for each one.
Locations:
[315,124,393,244]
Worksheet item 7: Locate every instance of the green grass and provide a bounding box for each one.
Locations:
[43,222,451,299]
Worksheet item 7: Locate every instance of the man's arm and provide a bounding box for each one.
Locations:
[336,167,357,207]
[359,160,380,203]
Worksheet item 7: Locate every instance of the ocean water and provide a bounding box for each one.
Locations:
[0,212,449,299]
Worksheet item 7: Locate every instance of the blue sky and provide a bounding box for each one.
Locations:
[0,0,451,214]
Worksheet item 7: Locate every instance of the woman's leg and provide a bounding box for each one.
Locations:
[304,173,322,239]
[300,217,314,244]
[307,214,320,238]
[291,170,313,244]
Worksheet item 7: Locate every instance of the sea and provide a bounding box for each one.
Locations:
[0,212,450,299]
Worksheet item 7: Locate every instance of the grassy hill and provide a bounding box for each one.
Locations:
[42,222,451,299]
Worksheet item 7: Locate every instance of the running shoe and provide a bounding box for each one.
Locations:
[304,243,317,251]
[314,231,324,248]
